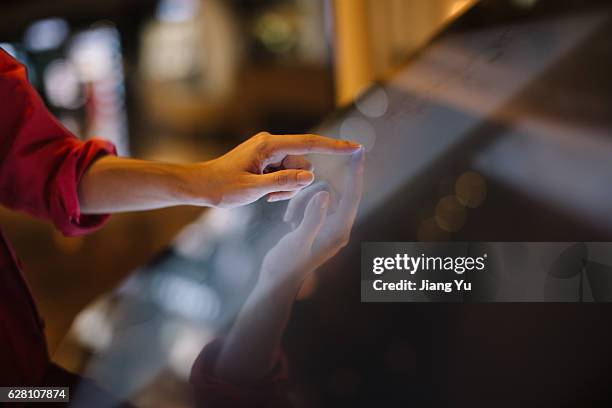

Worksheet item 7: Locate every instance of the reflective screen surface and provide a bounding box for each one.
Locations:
[64,2,612,407]
[315,3,612,236]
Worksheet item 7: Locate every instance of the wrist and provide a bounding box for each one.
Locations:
[256,265,311,299]
[176,161,219,207]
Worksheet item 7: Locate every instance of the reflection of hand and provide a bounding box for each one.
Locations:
[191,132,361,208]
[260,148,365,289]
[212,148,364,383]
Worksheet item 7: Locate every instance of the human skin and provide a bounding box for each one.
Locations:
[213,148,365,382]
[78,132,362,213]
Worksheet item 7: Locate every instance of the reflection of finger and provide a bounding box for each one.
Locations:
[253,170,314,196]
[282,155,313,171]
[267,190,299,202]
[296,191,329,247]
[337,148,365,224]
[284,181,330,223]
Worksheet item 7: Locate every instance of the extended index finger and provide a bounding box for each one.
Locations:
[335,148,365,224]
[268,134,362,156]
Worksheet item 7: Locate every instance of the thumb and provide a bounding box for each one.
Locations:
[252,169,314,195]
[294,191,329,247]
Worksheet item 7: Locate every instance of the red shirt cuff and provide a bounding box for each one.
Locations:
[190,338,290,408]
[52,137,116,237]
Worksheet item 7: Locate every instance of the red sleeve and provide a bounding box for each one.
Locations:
[190,339,292,408]
[0,48,116,236]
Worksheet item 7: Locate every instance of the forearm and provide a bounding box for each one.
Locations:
[214,275,301,383]
[78,156,211,213]
[77,133,360,213]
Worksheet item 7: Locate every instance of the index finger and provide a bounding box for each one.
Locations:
[268,134,362,156]
[335,148,365,224]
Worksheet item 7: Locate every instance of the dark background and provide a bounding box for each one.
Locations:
[2,0,612,406]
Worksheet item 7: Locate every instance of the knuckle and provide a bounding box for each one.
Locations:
[334,234,350,249]
[257,131,271,142]
[252,132,267,147]
[257,137,271,155]
[277,173,289,186]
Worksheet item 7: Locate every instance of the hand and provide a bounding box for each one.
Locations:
[190,132,361,208]
[211,149,363,383]
[259,148,365,288]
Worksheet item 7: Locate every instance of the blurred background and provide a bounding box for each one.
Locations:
[4,0,612,407]
[0,0,472,364]
[0,0,474,405]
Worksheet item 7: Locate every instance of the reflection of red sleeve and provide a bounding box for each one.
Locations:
[190,339,292,408]
[42,363,137,408]
[0,48,115,236]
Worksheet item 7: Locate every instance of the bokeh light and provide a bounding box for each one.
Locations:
[43,59,83,109]
[417,217,450,241]
[254,12,297,54]
[455,170,487,208]
[435,195,467,232]
[340,116,376,152]
[355,85,389,118]
[73,300,113,352]
[24,18,69,52]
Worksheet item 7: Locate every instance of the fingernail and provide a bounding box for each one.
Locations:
[348,141,362,149]
[352,147,365,161]
[297,171,314,185]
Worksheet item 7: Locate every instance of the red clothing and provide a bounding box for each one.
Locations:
[191,339,291,408]
[0,47,288,407]
[0,48,115,386]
